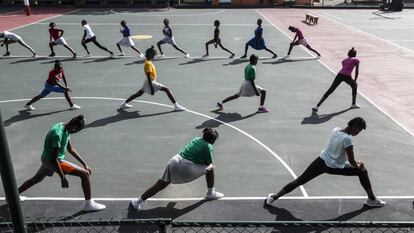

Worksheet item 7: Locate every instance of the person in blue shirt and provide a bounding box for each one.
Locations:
[116,20,143,57]
[241,19,277,59]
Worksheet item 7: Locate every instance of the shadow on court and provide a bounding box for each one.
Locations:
[83,57,117,64]
[179,57,228,65]
[263,202,372,233]
[125,57,179,66]
[4,109,70,127]
[262,57,316,65]
[301,109,350,125]
[40,58,78,64]
[195,109,257,129]
[9,57,47,64]
[85,109,175,128]
[118,201,206,233]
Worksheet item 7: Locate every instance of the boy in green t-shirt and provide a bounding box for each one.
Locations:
[18,115,106,212]
[216,54,269,113]
[131,128,223,211]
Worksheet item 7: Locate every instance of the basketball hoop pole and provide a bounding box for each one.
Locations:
[24,0,31,16]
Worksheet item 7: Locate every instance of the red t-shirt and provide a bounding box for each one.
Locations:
[49,28,61,40]
[47,69,64,84]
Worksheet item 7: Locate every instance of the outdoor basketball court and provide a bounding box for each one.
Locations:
[1,8,414,222]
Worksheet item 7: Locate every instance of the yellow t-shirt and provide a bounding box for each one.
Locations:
[144,60,157,81]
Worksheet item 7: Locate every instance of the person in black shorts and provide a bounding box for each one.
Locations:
[203,20,235,58]
[81,20,113,57]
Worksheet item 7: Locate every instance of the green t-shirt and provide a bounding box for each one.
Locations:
[179,137,213,165]
[41,123,70,161]
[244,63,256,81]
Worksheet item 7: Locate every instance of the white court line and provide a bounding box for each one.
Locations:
[109,9,226,17]
[1,196,414,201]
[256,10,414,138]
[34,22,260,27]
[7,9,81,32]
[0,96,307,197]
[0,55,312,60]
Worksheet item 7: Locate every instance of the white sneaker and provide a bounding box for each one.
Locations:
[25,104,35,111]
[120,102,132,109]
[365,198,386,207]
[83,200,106,212]
[205,190,224,200]
[69,104,81,110]
[139,53,144,58]
[174,104,186,111]
[185,53,190,58]
[350,104,361,109]
[283,54,290,59]
[131,198,145,211]
[84,53,91,57]
[312,105,319,112]
[19,196,27,202]
[32,53,37,58]
[118,52,125,56]
[157,54,165,58]
[266,193,276,205]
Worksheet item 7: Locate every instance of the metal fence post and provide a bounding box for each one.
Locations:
[0,110,27,233]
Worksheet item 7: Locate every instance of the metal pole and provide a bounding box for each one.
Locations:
[0,110,27,233]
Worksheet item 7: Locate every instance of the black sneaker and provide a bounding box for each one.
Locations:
[49,52,56,57]
[3,52,11,56]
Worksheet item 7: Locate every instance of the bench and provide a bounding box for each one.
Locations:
[305,13,319,25]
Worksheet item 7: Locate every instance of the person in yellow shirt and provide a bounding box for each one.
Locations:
[120,46,186,111]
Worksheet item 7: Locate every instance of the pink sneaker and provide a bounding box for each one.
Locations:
[258,107,270,113]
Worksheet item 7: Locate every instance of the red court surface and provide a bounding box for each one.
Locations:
[0,8,79,31]
[258,9,414,136]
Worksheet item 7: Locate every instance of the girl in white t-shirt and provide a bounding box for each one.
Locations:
[266,117,385,208]
[0,31,36,57]
[81,20,113,57]
[156,18,189,58]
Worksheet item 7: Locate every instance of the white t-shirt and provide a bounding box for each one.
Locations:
[83,24,95,39]
[319,127,353,169]
[3,31,21,41]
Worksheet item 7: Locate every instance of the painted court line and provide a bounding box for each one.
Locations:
[109,9,226,17]
[0,55,312,60]
[256,10,414,138]
[0,96,307,197]
[2,196,414,201]
[35,22,261,27]
[7,9,81,32]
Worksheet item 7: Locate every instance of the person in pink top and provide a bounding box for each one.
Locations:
[48,22,77,58]
[312,48,360,112]
[286,26,320,58]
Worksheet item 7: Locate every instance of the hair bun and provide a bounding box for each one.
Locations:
[77,114,84,121]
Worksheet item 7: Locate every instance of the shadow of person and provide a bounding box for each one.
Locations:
[4,109,69,127]
[40,57,78,64]
[222,58,249,66]
[195,109,258,129]
[263,201,372,233]
[119,200,206,233]
[58,210,90,221]
[9,57,47,64]
[125,57,179,66]
[179,57,227,65]
[262,57,316,65]
[301,108,350,125]
[83,57,117,64]
[85,109,174,129]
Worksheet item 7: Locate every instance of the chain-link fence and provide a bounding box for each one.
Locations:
[2,219,414,233]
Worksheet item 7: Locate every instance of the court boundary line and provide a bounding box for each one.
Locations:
[7,9,81,32]
[0,96,307,197]
[34,22,262,26]
[109,9,226,17]
[0,55,313,59]
[256,9,414,137]
[1,196,414,201]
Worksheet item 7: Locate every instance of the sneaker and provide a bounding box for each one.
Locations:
[266,193,276,205]
[120,102,132,109]
[32,53,37,58]
[19,195,27,202]
[84,53,91,58]
[185,53,190,58]
[84,200,106,212]
[118,52,125,56]
[48,52,56,57]
[205,190,224,200]
[69,104,81,110]
[72,53,77,58]
[350,104,361,109]
[272,54,278,58]
[174,104,186,111]
[283,54,290,59]
[157,54,165,58]
[229,53,235,59]
[216,102,224,110]
[202,54,209,58]
[3,52,11,56]
[258,106,270,113]
[24,104,35,111]
[109,52,114,57]
[139,53,144,58]
[131,198,145,211]
[365,198,386,207]
[312,105,319,112]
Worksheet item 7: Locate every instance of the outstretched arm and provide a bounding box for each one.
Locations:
[67,140,91,174]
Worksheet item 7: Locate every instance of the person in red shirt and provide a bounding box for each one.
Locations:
[25,60,81,111]
[49,22,77,58]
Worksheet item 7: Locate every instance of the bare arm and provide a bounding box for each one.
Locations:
[67,140,91,174]
[82,30,86,43]
[146,72,154,95]
[354,62,359,82]
[345,146,364,169]
[249,79,260,96]
[292,34,298,43]
[58,29,64,39]
[51,147,69,188]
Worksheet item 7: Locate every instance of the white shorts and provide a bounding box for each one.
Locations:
[160,154,213,184]
[299,39,308,46]
[160,36,176,46]
[54,37,68,46]
[140,79,165,94]
[118,37,135,47]
[237,80,264,97]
